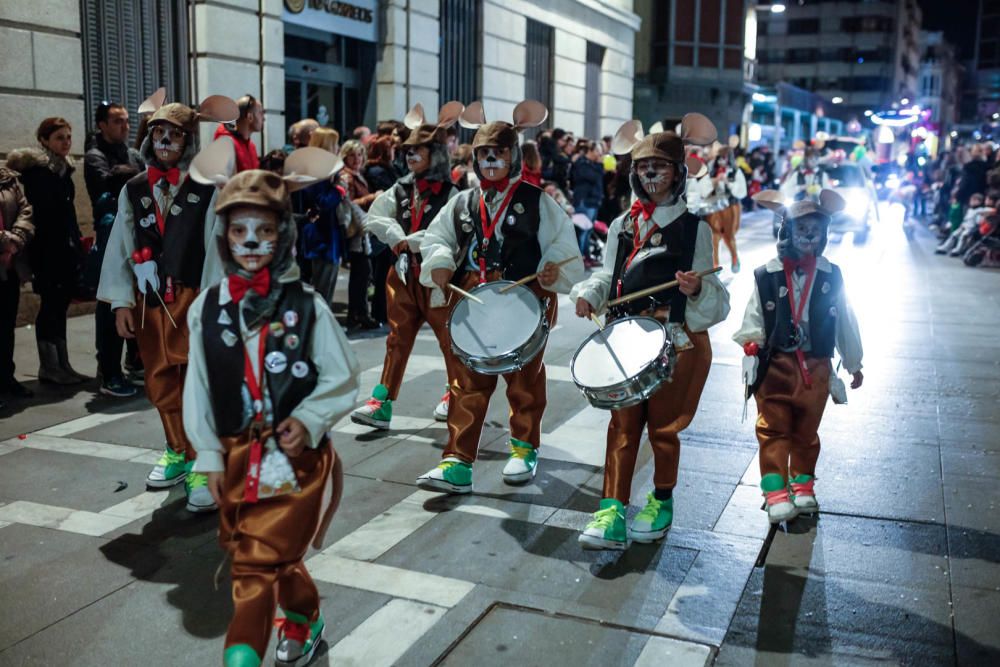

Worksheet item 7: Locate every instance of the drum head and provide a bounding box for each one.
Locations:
[450,281,542,358]
[572,316,666,388]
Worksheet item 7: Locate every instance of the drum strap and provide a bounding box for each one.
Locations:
[782,259,816,389]
[242,323,270,504]
[617,214,660,298]
[477,181,521,283]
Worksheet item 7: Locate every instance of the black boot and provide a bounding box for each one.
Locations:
[56,339,89,382]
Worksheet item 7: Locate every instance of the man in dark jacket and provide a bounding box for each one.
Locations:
[84,101,144,398]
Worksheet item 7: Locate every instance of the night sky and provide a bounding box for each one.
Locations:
[919,0,981,61]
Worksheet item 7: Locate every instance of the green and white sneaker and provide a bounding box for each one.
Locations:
[416,457,473,494]
[628,492,673,543]
[578,498,628,550]
[146,447,187,489]
[224,644,261,667]
[501,438,538,484]
[275,609,325,667]
[185,465,217,513]
[351,384,392,429]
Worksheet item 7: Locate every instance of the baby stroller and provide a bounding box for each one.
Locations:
[963,214,1000,268]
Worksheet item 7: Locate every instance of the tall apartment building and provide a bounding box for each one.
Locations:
[633,0,754,137]
[917,31,961,139]
[971,0,1000,121]
[755,0,922,117]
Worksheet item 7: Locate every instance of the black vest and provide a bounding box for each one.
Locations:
[201,281,320,437]
[453,183,543,281]
[126,172,215,295]
[392,179,453,263]
[609,211,700,322]
[755,262,842,359]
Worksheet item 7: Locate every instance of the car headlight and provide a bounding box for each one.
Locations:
[842,189,869,218]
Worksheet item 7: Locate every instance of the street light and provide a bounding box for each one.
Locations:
[864,109,873,117]
[832,96,844,104]
[770,3,786,12]
[993,112,999,120]
[901,98,910,105]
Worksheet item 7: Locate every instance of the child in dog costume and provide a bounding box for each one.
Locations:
[703,146,748,272]
[735,189,863,524]
[417,100,585,493]
[183,148,360,667]
[570,115,730,550]
[351,102,463,429]
[779,146,830,203]
[98,89,238,511]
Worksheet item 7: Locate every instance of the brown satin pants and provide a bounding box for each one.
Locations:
[602,329,712,504]
[380,264,457,399]
[706,204,741,268]
[218,428,341,659]
[754,352,831,481]
[443,271,557,463]
[131,285,196,459]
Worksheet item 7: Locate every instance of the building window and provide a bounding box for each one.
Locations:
[787,19,820,35]
[584,42,604,139]
[81,0,189,136]
[841,16,893,33]
[788,48,818,63]
[524,19,553,134]
[439,0,481,107]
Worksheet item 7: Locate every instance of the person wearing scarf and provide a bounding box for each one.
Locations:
[417,100,586,494]
[569,115,730,551]
[703,146,748,272]
[97,94,235,510]
[352,104,460,430]
[735,190,863,524]
[183,168,360,667]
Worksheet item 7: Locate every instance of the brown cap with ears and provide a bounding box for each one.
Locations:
[465,100,548,150]
[216,170,290,215]
[753,188,846,220]
[613,112,718,162]
[402,101,464,147]
[141,89,240,133]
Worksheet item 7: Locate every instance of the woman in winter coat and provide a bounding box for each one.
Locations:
[363,136,399,324]
[6,118,87,385]
[338,140,380,329]
[570,141,606,256]
[301,128,345,308]
[0,167,35,402]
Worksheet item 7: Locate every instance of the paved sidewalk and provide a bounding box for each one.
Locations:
[1,208,998,666]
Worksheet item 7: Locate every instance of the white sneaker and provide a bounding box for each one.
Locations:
[501,440,538,484]
[433,390,449,422]
[275,613,324,667]
[416,457,473,494]
[185,473,218,513]
[792,494,818,513]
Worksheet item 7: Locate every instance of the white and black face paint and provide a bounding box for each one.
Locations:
[635,158,675,195]
[406,145,430,175]
[149,124,186,166]
[476,146,511,181]
[792,216,824,256]
[227,209,279,272]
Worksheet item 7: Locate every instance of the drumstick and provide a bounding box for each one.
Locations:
[498,256,578,294]
[606,266,723,307]
[141,294,146,329]
[446,283,485,305]
[590,313,604,331]
[150,288,178,328]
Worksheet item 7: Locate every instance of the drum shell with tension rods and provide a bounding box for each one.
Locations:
[570,315,676,410]
[447,280,550,375]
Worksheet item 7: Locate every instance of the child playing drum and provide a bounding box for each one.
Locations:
[735,190,863,524]
[571,115,730,550]
[417,100,585,493]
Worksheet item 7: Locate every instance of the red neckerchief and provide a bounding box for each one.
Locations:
[242,322,270,503]
[145,168,180,236]
[482,176,510,193]
[629,199,655,221]
[229,268,270,303]
[410,180,442,233]
[477,180,521,283]
[782,255,817,388]
[616,208,661,299]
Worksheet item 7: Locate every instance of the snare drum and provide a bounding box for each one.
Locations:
[448,280,549,375]
[571,316,675,409]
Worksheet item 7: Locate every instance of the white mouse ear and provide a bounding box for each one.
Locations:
[680,112,718,146]
[611,119,644,156]
[189,138,236,186]
[753,189,786,213]
[459,101,486,130]
[404,103,426,130]
[437,100,464,128]
[512,100,548,129]
[818,188,846,214]
[198,95,239,124]
[649,121,665,134]
[138,87,167,114]
[283,146,342,192]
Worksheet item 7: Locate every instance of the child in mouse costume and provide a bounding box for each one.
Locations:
[735,189,863,524]
[570,114,730,550]
[351,102,463,429]
[183,145,361,667]
[703,145,748,272]
[417,100,586,493]
[98,88,238,512]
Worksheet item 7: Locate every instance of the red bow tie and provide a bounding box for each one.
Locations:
[416,179,443,195]
[630,199,657,221]
[148,166,181,186]
[782,255,817,273]
[229,268,271,303]
[483,177,509,192]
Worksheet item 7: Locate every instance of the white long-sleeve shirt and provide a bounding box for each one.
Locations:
[364,182,458,252]
[686,175,714,214]
[704,169,747,209]
[569,199,731,333]
[732,256,863,374]
[97,174,223,309]
[418,180,585,294]
[184,277,361,473]
[779,168,830,202]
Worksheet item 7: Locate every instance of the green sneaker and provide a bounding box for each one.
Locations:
[275,609,325,667]
[224,644,261,667]
[416,457,473,494]
[185,465,217,513]
[351,384,393,429]
[628,492,673,543]
[501,438,538,484]
[578,498,627,550]
[146,447,187,489]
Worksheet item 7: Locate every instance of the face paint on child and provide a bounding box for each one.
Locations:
[476,146,511,181]
[405,146,430,175]
[634,158,676,196]
[792,215,825,256]
[149,124,187,166]
[227,207,280,272]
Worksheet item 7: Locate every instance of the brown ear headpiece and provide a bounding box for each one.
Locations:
[459,100,548,131]
[403,101,465,146]
[753,188,846,219]
[192,143,340,200]
[142,88,239,132]
[611,119,644,156]
[680,113,718,146]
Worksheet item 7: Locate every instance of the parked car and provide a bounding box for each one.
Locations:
[824,162,879,244]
